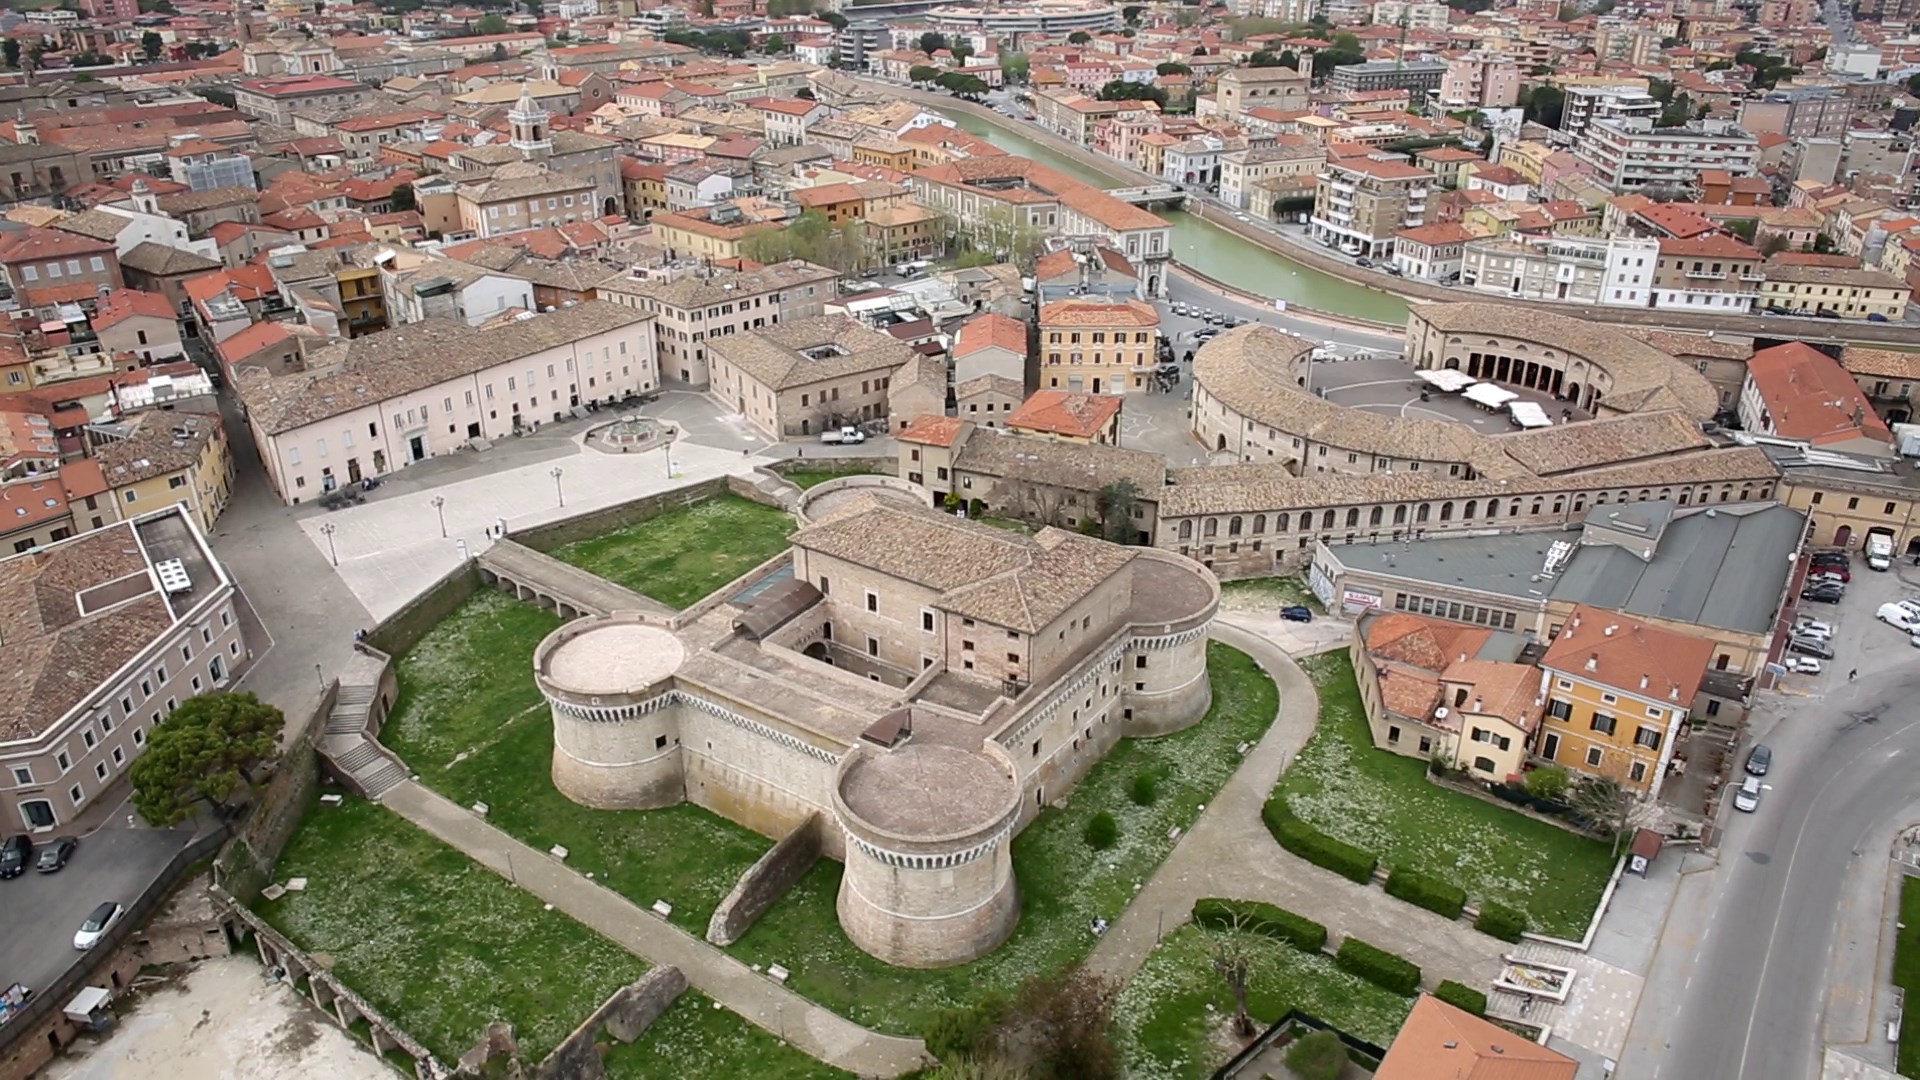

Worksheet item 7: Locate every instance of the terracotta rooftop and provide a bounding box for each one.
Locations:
[1376,994,1577,1080]
[1006,389,1123,439]
[953,312,1029,358]
[898,414,970,447]
[1539,604,1715,707]
[1745,341,1891,447]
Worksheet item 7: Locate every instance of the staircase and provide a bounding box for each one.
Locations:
[1485,940,1579,1034]
[751,468,802,510]
[314,649,415,801]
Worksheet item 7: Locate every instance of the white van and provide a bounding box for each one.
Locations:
[1878,602,1918,631]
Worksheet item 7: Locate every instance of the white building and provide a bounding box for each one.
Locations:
[1575,118,1760,193]
[379,253,537,328]
[233,302,658,502]
[1560,85,1660,142]
[1458,234,1659,307]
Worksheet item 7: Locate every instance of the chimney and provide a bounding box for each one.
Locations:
[1639,674,1649,689]
[1604,624,1617,636]
[1585,654,1598,671]
[1473,698,1483,711]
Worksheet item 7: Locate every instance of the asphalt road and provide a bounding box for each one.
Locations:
[1624,569,1920,1079]
[0,827,193,995]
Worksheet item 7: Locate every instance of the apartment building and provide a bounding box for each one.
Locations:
[1037,298,1160,396]
[0,507,249,832]
[1560,85,1659,143]
[1219,138,1325,212]
[1739,341,1894,455]
[0,226,122,315]
[1537,605,1715,798]
[1436,52,1521,109]
[705,315,913,440]
[1327,61,1448,96]
[86,409,233,532]
[233,303,659,503]
[1757,263,1909,319]
[1576,118,1760,193]
[1652,234,1764,313]
[1391,222,1474,282]
[454,162,600,240]
[596,260,838,387]
[1309,157,1434,259]
[1215,66,1310,121]
[1458,234,1660,307]
[1737,87,1853,140]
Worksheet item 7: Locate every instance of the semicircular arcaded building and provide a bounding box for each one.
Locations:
[528,486,1218,968]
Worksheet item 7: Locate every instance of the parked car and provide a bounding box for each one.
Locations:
[1172,302,1188,316]
[72,902,124,951]
[1733,775,1763,813]
[1355,256,1374,269]
[1792,618,1834,638]
[1810,550,1849,563]
[1867,313,1891,322]
[1880,602,1920,630]
[1279,606,1313,622]
[34,837,77,874]
[0,835,29,880]
[1808,566,1850,583]
[1800,588,1843,604]
[1784,656,1824,674]
[819,426,867,445]
[1787,636,1835,659]
[1745,744,1773,776]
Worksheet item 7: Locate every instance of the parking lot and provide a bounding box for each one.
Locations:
[0,827,195,996]
[1774,553,1919,694]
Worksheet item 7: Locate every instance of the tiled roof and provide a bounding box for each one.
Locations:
[1843,347,1920,381]
[1039,298,1159,327]
[1539,604,1715,707]
[1746,341,1891,446]
[234,302,652,434]
[91,289,176,331]
[1007,389,1123,439]
[898,415,969,447]
[1376,995,1577,1080]
[953,312,1029,358]
[1365,612,1493,672]
[954,426,1166,499]
[705,315,914,392]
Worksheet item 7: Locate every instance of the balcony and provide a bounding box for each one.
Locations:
[1684,268,1725,280]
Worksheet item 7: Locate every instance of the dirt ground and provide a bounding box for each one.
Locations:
[42,955,391,1080]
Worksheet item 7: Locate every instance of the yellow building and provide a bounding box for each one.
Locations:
[649,200,792,261]
[337,264,386,337]
[0,337,30,393]
[88,410,234,532]
[1536,605,1715,797]
[1037,298,1160,396]
[1756,263,1909,320]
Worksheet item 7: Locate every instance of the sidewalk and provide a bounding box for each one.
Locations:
[381,781,927,1079]
[1085,620,1504,992]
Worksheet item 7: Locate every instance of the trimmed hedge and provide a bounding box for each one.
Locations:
[1335,937,1422,996]
[1262,796,1378,884]
[1191,898,1328,954]
[1474,901,1530,943]
[1434,981,1488,1017]
[1385,867,1467,921]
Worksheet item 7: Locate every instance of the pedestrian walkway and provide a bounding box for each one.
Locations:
[1085,619,1504,992]
[380,781,927,1078]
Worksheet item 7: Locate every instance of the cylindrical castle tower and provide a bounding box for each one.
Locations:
[1121,549,1220,737]
[533,614,688,810]
[832,741,1023,968]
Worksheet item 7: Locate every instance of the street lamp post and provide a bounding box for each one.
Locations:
[550,466,565,508]
[320,522,338,566]
[430,495,446,538]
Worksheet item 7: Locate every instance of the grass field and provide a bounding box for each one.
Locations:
[728,644,1280,1034]
[778,465,888,490]
[548,495,796,608]
[1218,576,1322,613]
[1275,652,1615,938]
[378,591,770,936]
[602,992,852,1080]
[1894,875,1920,1076]
[1117,924,1414,1080]
[256,798,649,1063]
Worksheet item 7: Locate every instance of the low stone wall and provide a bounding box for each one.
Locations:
[217,721,324,903]
[725,473,789,509]
[536,967,688,1080]
[365,560,482,659]
[514,476,732,552]
[706,814,824,946]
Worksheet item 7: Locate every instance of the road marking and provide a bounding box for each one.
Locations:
[1735,713,1920,1079]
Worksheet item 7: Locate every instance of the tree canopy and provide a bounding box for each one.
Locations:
[1156,61,1191,76]
[919,30,950,54]
[474,12,507,33]
[910,64,942,84]
[1096,79,1167,106]
[936,71,990,97]
[130,692,286,825]
[1068,30,1093,44]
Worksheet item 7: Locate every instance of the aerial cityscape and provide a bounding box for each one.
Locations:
[0,0,1916,1075]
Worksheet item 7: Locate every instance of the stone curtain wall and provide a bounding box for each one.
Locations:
[515,477,732,552]
[217,695,330,903]
[706,814,824,946]
[366,561,483,658]
[536,967,689,1080]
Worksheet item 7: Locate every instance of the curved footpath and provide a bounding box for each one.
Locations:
[879,79,1919,349]
[1085,619,1505,992]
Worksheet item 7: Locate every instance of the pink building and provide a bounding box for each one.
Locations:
[1438,53,1520,109]
[81,0,139,18]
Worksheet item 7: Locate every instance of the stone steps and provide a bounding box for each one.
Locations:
[361,760,411,800]
[333,740,380,773]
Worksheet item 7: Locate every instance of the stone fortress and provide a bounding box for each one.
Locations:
[529,479,1218,968]
[1161,303,1781,579]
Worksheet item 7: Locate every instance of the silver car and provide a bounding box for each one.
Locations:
[1733,776,1762,813]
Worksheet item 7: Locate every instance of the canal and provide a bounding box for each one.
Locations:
[932,108,1411,323]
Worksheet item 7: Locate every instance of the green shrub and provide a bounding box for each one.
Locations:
[1084,810,1118,851]
[1285,1029,1348,1080]
[1128,771,1159,806]
[1384,867,1467,920]
[1474,901,1529,943]
[1523,765,1571,802]
[1191,898,1327,954]
[1434,981,1488,1016]
[1262,796,1378,884]
[1334,937,1422,996]
[923,991,1010,1062]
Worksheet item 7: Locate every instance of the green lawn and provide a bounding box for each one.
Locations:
[1893,875,1920,1076]
[548,495,796,608]
[380,592,771,937]
[1219,576,1323,613]
[256,797,649,1063]
[1117,924,1414,1080]
[603,992,851,1080]
[1275,652,1615,938]
[779,465,888,490]
[728,644,1280,1035]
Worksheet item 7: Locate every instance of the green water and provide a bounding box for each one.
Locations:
[932,108,1412,322]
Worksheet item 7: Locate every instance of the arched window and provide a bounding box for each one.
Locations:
[1440,502,1454,521]
[1277,513,1290,532]
[1204,519,1217,537]
[1253,514,1265,533]
[1179,520,1193,540]
[1229,516,1243,536]
[1509,500,1522,517]
[1346,508,1360,528]
[1415,504,1431,524]
[1464,500,1477,519]
[1321,509,1335,530]
[1370,506,1384,526]
[1394,505,1408,525]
